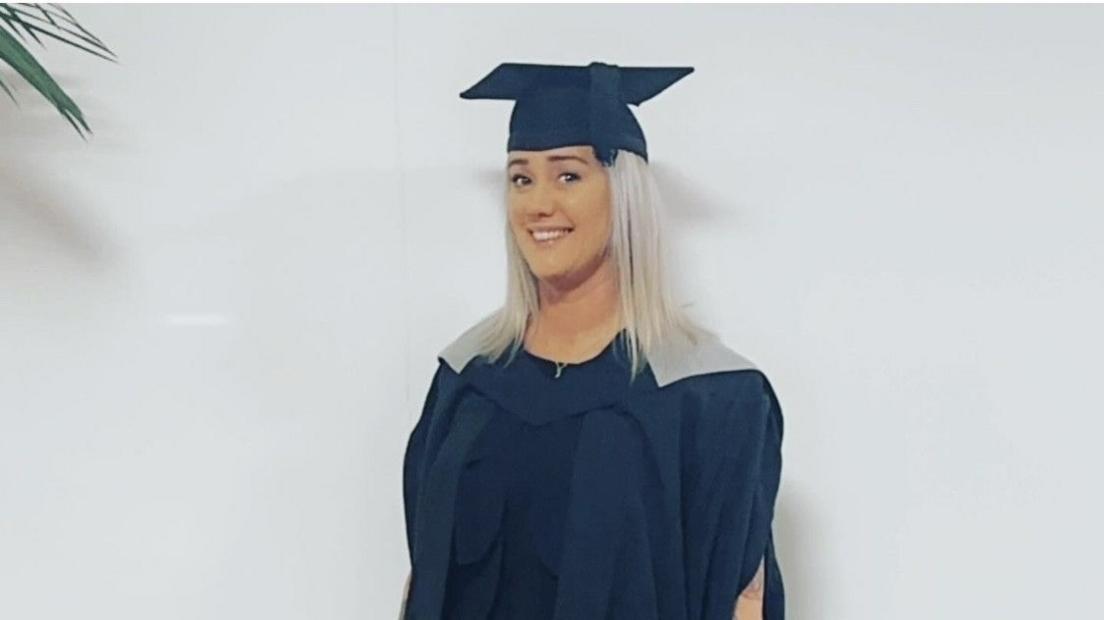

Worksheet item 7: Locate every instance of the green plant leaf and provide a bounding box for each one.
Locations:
[1,3,116,62]
[0,12,91,137]
[0,71,18,103]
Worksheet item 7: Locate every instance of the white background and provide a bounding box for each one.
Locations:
[2,4,1102,619]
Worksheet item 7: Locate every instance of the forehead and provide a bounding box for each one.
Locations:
[507,145,595,165]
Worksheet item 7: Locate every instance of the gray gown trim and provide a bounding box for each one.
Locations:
[438,312,759,388]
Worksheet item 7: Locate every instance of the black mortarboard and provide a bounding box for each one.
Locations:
[459,61,694,166]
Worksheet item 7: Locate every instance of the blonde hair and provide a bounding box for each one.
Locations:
[469,148,717,384]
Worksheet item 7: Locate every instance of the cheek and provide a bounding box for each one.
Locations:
[506,205,524,230]
[576,192,612,237]
[507,209,533,246]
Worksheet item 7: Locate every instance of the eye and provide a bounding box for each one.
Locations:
[560,172,581,183]
[510,174,531,187]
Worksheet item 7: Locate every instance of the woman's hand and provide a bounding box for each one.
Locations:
[733,557,765,619]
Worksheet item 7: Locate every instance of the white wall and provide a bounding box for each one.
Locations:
[2,4,1101,619]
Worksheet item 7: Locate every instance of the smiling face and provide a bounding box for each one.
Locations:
[506,144,613,286]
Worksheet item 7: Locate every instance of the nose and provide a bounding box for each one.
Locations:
[522,183,560,217]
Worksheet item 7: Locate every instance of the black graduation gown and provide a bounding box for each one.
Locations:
[403,324,785,619]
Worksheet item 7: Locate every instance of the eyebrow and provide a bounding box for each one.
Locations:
[507,154,590,168]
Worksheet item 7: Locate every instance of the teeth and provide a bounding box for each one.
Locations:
[532,229,571,241]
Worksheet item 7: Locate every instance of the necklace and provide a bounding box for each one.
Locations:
[554,360,569,378]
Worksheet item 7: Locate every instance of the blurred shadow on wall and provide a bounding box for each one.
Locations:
[0,68,122,276]
[651,161,747,226]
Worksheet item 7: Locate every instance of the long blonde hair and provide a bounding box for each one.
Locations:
[468,149,717,384]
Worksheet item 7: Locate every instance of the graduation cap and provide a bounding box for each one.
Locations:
[459,61,694,166]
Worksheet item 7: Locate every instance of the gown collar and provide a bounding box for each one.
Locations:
[437,313,760,423]
[458,328,638,425]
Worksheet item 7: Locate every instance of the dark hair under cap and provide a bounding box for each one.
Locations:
[459,61,694,166]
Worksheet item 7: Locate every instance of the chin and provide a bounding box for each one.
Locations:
[527,261,571,281]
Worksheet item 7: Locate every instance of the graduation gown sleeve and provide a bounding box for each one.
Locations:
[402,362,445,565]
[684,370,785,619]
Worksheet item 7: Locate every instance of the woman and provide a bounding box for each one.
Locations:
[401,61,785,619]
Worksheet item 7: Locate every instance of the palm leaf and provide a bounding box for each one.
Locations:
[0,70,16,102]
[1,3,115,61]
[0,3,115,138]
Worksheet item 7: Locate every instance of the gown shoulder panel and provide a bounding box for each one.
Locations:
[437,312,765,388]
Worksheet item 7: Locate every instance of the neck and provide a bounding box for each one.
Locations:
[526,253,622,359]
